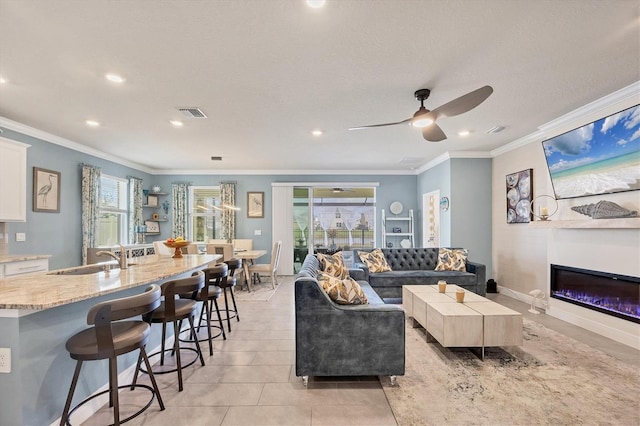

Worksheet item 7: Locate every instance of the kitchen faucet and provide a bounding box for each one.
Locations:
[95,245,128,269]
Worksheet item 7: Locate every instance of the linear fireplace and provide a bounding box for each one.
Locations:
[550,264,640,324]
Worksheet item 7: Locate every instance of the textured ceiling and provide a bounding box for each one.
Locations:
[0,0,638,173]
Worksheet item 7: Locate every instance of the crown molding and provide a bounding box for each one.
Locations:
[538,80,640,136]
[0,116,156,174]
[490,81,640,158]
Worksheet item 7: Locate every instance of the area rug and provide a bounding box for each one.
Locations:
[234,278,281,301]
[381,319,640,426]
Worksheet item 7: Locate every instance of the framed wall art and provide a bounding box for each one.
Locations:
[33,167,60,213]
[146,194,159,207]
[144,220,160,233]
[247,191,264,218]
[506,169,533,223]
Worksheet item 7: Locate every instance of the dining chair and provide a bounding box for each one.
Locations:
[248,240,282,288]
[232,239,253,251]
[208,239,227,245]
[153,240,173,256]
[185,243,199,254]
[206,243,234,261]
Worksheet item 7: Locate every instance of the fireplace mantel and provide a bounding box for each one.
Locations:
[529,217,640,229]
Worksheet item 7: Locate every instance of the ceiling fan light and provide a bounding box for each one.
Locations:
[412,117,433,128]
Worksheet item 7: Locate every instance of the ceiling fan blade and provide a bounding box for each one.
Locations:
[431,86,493,119]
[348,118,411,130]
[422,123,447,142]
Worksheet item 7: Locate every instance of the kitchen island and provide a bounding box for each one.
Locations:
[0,253,220,426]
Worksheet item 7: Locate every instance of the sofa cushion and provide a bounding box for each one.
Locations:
[359,282,385,304]
[435,248,468,272]
[318,272,368,305]
[378,248,439,270]
[368,270,477,288]
[357,248,392,273]
[317,252,349,279]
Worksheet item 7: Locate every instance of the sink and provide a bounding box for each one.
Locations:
[47,262,139,276]
[47,265,118,275]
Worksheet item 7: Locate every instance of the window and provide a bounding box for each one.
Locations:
[295,186,375,253]
[189,186,222,243]
[96,175,128,246]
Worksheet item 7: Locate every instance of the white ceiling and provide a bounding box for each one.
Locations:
[0,0,638,174]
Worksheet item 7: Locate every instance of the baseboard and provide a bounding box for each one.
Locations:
[496,285,547,311]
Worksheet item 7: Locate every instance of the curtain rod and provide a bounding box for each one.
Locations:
[220,180,237,184]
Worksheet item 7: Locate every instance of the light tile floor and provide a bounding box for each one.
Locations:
[84,276,397,426]
[82,278,639,425]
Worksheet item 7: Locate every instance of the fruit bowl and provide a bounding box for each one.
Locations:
[163,240,191,258]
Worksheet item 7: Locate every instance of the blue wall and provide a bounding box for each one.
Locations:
[450,158,492,277]
[417,158,492,278]
[2,129,418,269]
[416,160,451,245]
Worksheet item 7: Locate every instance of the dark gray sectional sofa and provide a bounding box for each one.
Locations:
[354,248,486,302]
[294,255,405,385]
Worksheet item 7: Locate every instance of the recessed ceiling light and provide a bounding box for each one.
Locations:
[458,130,470,137]
[85,120,100,127]
[105,73,125,83]
[0,77,7,84]
[312,129,323,136]
[170,120,184,127]
[306,0,326,8]
[211,156,222,161]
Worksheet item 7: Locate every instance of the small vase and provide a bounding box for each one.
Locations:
[456,290,465,303]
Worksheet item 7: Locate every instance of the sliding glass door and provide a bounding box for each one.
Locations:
[292,186,375,271]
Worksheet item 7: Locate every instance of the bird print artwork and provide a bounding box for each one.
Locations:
[38,174,55,206]
[34,168,59,212]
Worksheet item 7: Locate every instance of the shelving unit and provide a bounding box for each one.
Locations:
[142,190,168,221]
[381,208,414,248]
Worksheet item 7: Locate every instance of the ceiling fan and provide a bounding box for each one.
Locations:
[348,86,493,142]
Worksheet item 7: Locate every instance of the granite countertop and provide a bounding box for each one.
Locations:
[0,254,219,310]
[0,254,52,264]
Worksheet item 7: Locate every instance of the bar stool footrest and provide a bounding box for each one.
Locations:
[178,323,223,343]
[141,348,199,375]
[65,383,160,426]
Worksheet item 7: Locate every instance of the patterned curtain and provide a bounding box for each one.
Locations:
[221,182,236,243]
[128,176,143,244]
[81,164,101,265]
[172,183,189,238]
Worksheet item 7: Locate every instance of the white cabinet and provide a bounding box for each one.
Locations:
[382,209,414,248]
[0,258,49,279]
[0,138,29,222]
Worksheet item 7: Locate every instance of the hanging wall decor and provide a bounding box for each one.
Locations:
[506,169,533,223]
[33,167,61,213]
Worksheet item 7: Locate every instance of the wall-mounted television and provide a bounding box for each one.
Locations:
[542,104,640,200]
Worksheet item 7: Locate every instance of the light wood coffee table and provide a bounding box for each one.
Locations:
[403,284,523,360]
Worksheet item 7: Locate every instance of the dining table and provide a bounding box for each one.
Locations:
[233,249,267,292]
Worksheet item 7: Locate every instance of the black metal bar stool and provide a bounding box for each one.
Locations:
[179,264,228,355]
[60,284,164,426]
[134,271,205,392]
[221,258,242,332]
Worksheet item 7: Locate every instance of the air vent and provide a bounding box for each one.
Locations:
[486,125,505,134]
[211,156,222,161]
[177,107,207,118]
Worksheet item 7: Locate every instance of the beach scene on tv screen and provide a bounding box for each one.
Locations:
[543,104,640,199]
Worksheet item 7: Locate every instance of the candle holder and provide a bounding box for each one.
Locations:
[529,195,559,221]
